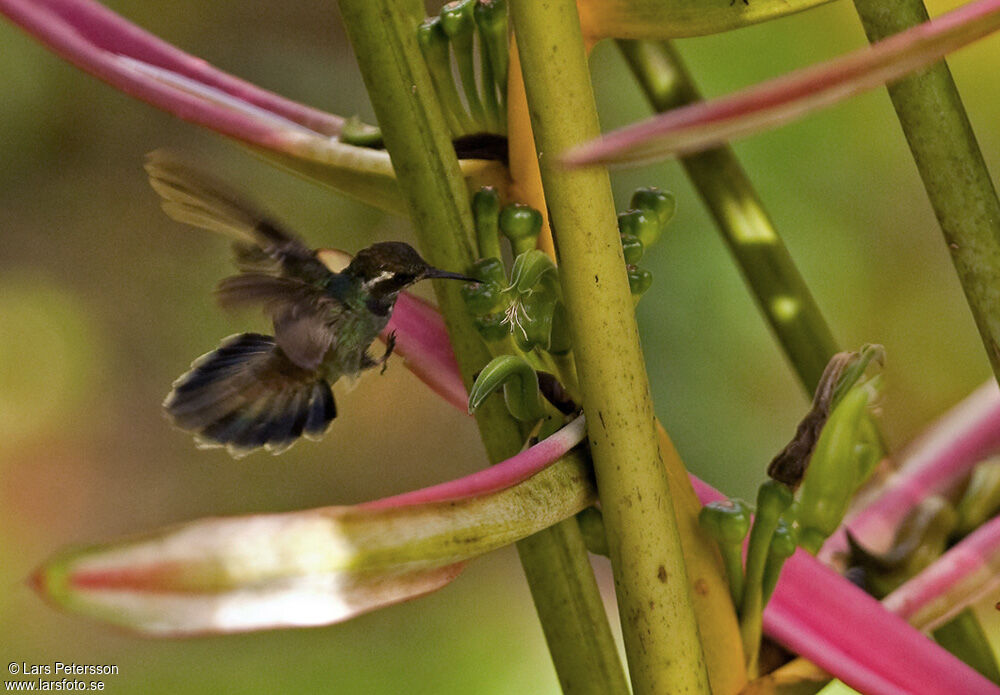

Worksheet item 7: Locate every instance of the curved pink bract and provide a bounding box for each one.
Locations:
[563,0,1000,166]
[363,416,587,509]
[1,0,339,150]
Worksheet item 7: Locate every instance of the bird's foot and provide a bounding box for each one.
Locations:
[378,331,397,374]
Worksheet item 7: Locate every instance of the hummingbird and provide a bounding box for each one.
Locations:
[145,152,475,457]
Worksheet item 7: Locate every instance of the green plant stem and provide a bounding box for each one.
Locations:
[334,2,628,693]
[720,545,746,610]
[617,39,839,394]
[851,0,1000,383]
[510,2,710,694]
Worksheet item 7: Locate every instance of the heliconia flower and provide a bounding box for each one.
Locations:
[690,477,1000,695]
[374,292,1000,695]
[563,0,1000,167]
[0,0,508,215]
[32,419,592,636]
[822,380,1000,562]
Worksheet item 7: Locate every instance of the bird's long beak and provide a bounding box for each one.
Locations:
[425,268,480,283]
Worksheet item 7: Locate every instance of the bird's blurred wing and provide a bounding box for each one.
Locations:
[145,150,331,280]
[216,273,345,370]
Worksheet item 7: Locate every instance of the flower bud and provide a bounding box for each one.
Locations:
[441,0,487,130]
[620,233,644,265]
[699,499,751,608]
[469,256,508,287]
[441,0,475,38]
[762,520,798,604]
[417,17,473,135]
[473,188,502,260]
[629,187,676,230]
[617,209,661,250]
[474,0,509,108]
[795,385,873,554]
[699,499,752,545]
[627,265,653,300]
[500,204,543,257]
[461,280,503,316]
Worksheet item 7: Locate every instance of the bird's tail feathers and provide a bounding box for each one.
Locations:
[164,333,336,457]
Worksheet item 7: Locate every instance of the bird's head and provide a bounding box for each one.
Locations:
[347,242,476,299]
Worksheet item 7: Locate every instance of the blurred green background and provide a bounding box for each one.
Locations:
[2,0,998,692]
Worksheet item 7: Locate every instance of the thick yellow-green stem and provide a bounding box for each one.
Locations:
[335,2,628,692]
[510,1,710,693]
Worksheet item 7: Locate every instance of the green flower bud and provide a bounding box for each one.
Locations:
[699,499,752,545]
[769,519,798,559]
[461,280,503,316]
[620,233,644,265]
[740,480,794,668]
[757,479,794,521]
[500,204,543,257]
[762,520,798,604]
[440,0,487,131]
[626,265,653,299]
[618,208,663,249]
[474,0,509,114]
[629,187,676,229]
[699,499,750,609]
[470,2,502,132]
[474,0,508,44]
[417,17,474,135]
[853,412,883,485]
[472,187,502,260]
[469,256,508,288]
[441,0,475,37]
[795,385,873,554]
